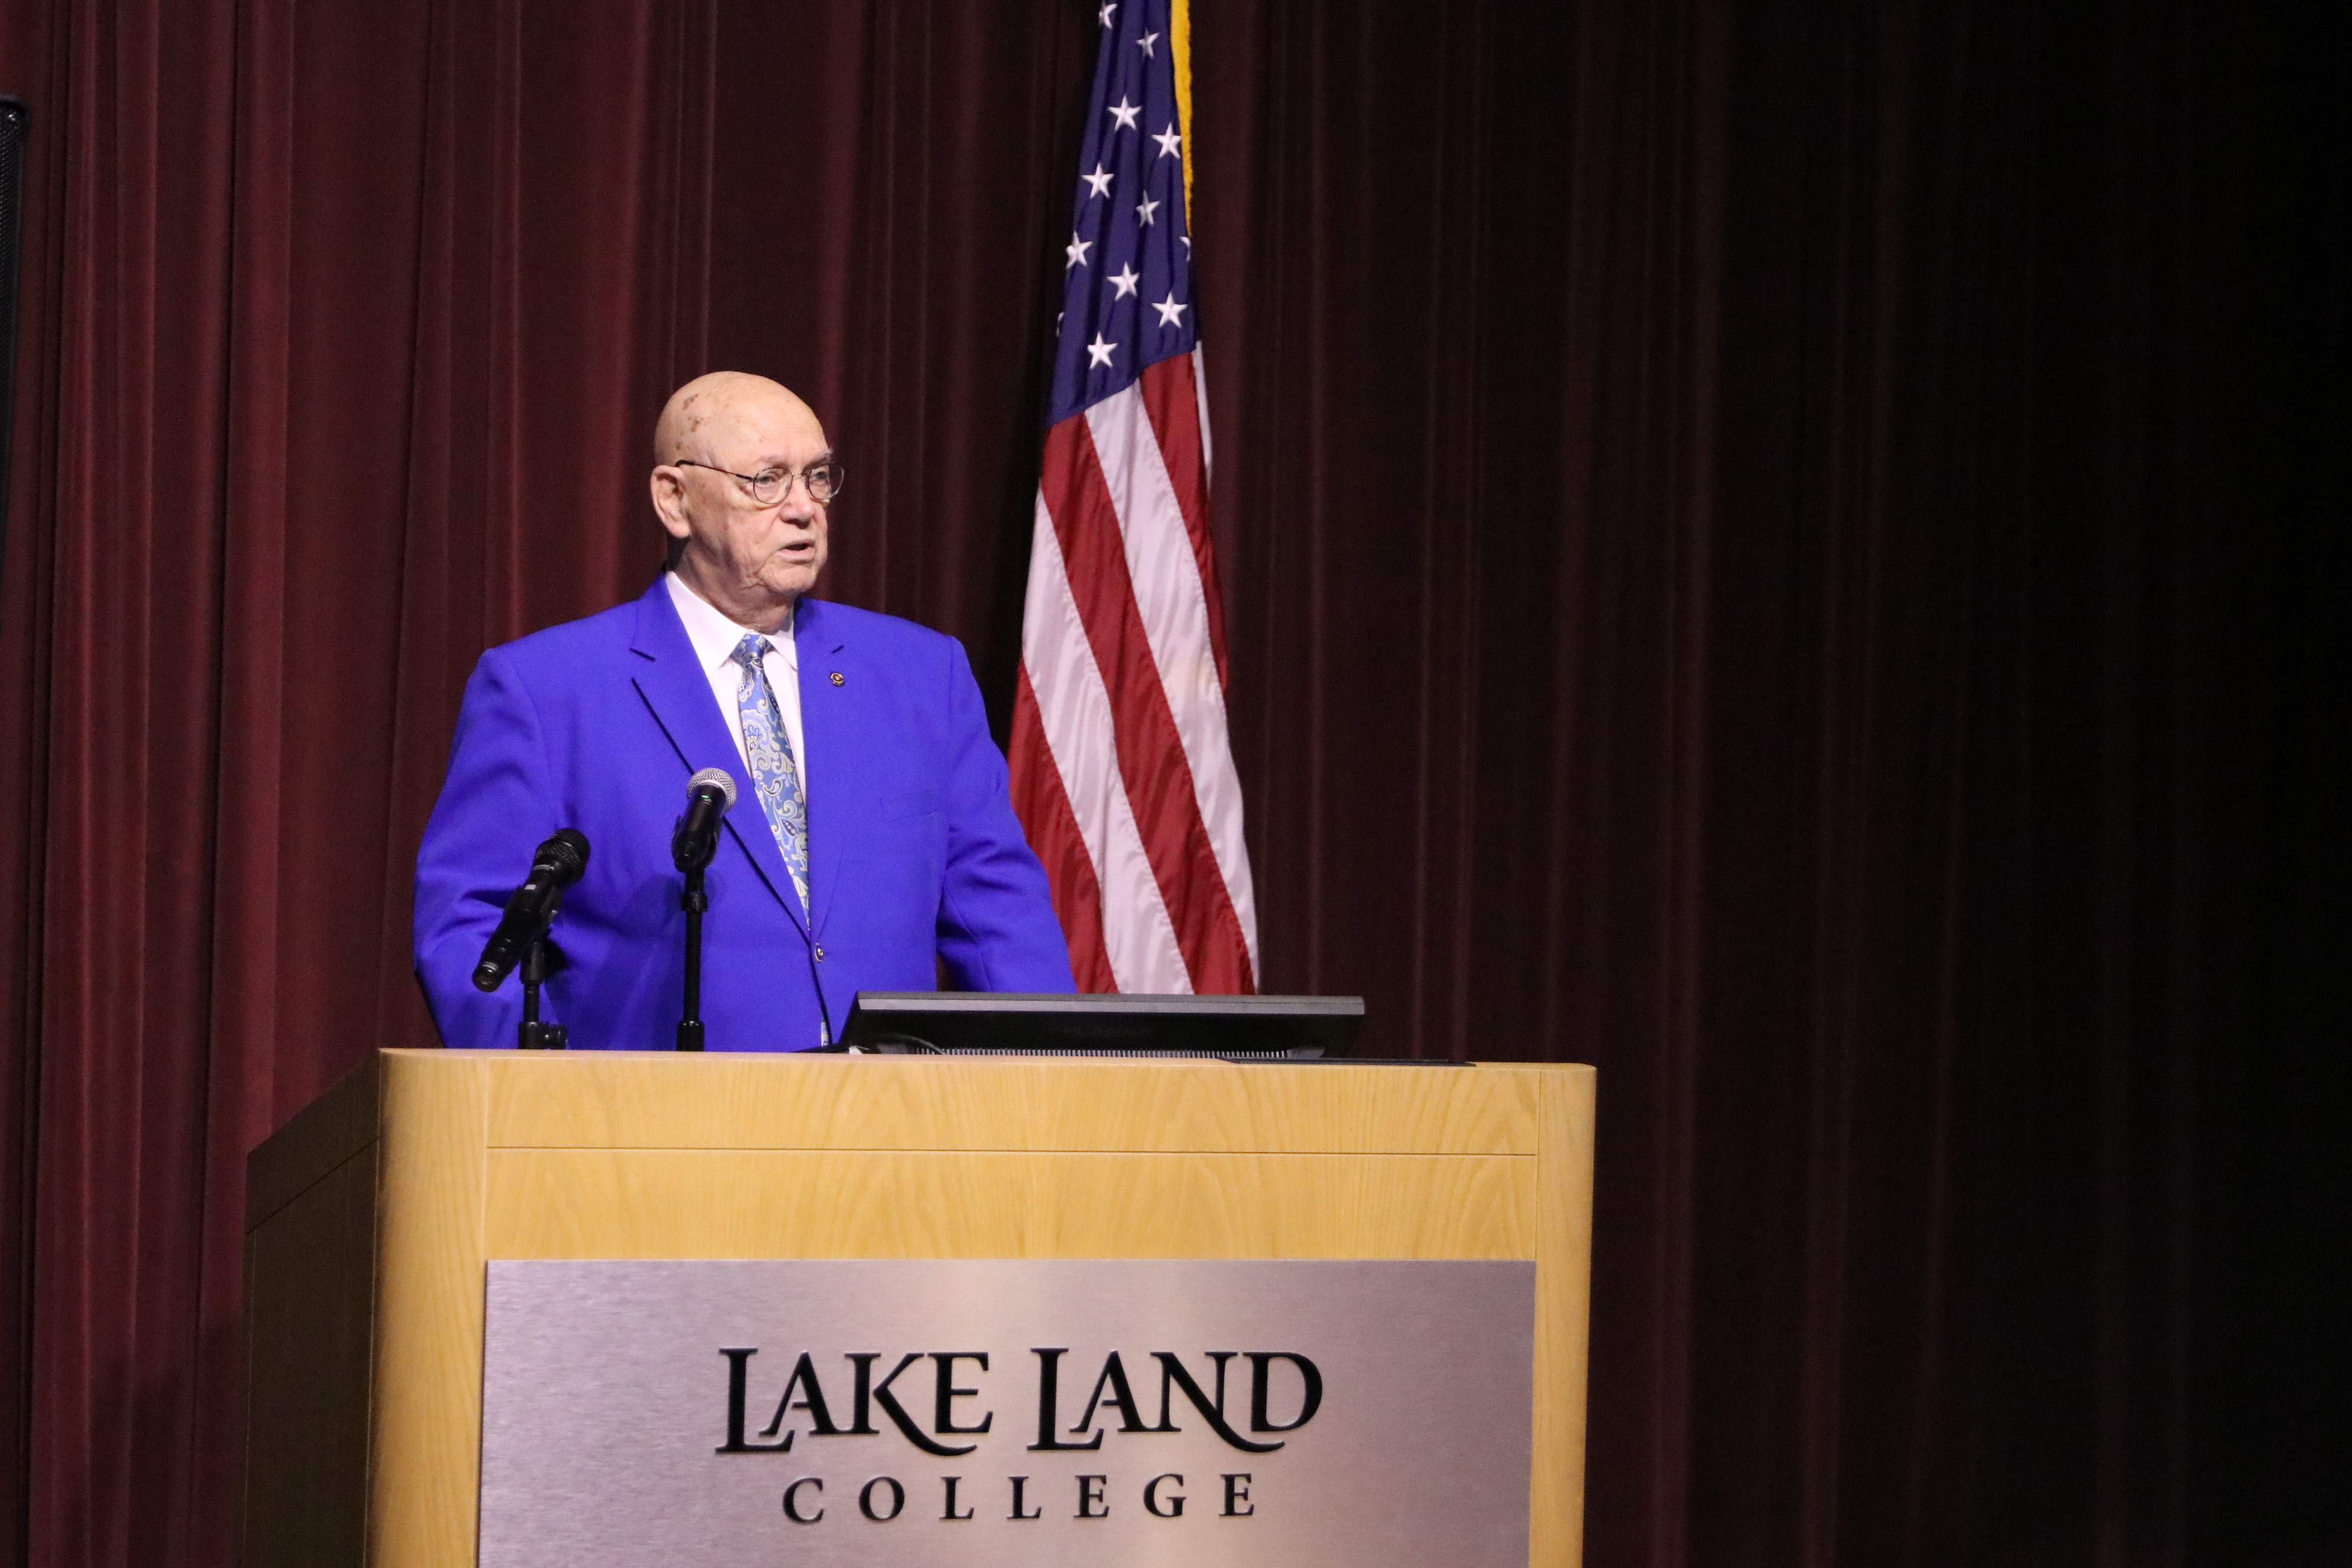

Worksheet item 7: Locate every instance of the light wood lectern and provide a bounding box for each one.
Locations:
[239,1050,1595,1567]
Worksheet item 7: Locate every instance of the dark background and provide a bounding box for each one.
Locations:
[1,0,2343,1563]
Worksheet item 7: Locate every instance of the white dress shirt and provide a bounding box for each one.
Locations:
[664,571,808,779]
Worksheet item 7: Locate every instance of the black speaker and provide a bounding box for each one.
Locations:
[0,94,27,544]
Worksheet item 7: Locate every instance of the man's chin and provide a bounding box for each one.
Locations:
[759,560,822,599]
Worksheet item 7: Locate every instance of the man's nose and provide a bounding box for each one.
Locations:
[776,485,819,524]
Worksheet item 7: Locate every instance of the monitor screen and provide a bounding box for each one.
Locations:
[837,992,1369,1060]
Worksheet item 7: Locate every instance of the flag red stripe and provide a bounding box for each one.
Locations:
[1135,354,1228,689]
[1040,416,1255,992]
[1008,668,1118,992]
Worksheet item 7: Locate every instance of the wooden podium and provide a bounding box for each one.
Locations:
[240,1050,1595,1567]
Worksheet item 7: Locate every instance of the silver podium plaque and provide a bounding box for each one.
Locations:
[481,1257,1535,1567]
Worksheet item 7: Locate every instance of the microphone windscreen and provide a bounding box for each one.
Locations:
[688,766,738,812]
[537,827,591,881]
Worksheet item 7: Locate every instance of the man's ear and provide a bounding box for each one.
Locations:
[649,465,693,541]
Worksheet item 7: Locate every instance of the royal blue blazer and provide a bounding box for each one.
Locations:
[413,579,1076,1050]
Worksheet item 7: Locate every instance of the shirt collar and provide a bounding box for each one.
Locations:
[665,571,798,674]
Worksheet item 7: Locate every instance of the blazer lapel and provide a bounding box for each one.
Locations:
[627,579,809,936]
[795,597,852,939]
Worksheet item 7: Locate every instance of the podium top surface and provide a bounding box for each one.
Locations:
[250,1048,1594,1233]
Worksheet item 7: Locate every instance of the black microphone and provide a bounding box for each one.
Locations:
[672,767,738,872]
[472,828,592,992]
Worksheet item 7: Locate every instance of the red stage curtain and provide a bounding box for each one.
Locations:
[0,0,2338,1565]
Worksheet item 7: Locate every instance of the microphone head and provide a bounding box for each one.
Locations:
[534,828,591,884]
[687,766,739,812]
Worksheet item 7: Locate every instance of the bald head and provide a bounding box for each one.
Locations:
[654,371,823,465]
[651,372,834,631]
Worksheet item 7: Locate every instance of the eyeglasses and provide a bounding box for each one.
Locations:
[674,458,845,507]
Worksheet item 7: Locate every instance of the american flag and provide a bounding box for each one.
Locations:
[1010,0,1259,993]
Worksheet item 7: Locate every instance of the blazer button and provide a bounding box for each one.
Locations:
[814,945,826,962]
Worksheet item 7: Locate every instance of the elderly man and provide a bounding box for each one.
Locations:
[413,372,1074,1050]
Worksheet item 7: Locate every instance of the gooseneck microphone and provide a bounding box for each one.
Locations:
[472,828,592,992]
[672,767,737,871]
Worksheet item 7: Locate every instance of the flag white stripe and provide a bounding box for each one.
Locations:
[1083,385,1260,971]
[1018,491,1193,993]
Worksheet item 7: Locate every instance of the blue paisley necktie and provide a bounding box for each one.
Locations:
[730,632,811,912]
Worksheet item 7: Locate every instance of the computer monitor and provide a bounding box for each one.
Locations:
[837,992,1368,1060]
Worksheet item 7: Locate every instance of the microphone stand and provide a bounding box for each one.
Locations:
[677,864,707,1051]
[672,770,732,1051]
[518,936,568,1050]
